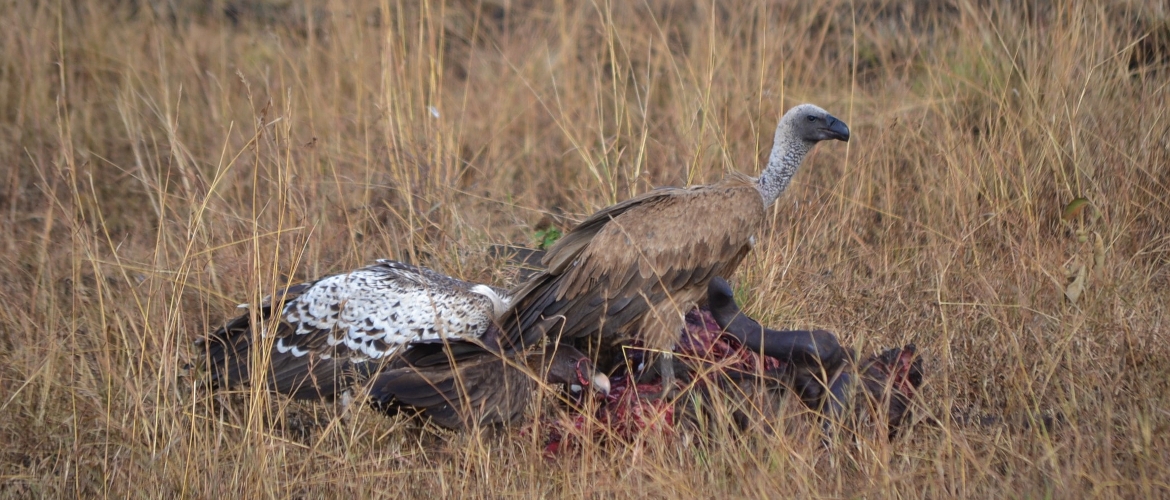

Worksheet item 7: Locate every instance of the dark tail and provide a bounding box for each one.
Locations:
[195,282,347,400]
[199,310,258,391]
[493,269,565,352]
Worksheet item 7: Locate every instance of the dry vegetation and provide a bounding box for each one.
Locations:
[2,0,1169,497]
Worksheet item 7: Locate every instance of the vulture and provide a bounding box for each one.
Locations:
[198,259,513,399]
[501,104,850,388]
[198,259,609,430]
[368,341,610,429]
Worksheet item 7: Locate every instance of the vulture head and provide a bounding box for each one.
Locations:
[783,103,851,144]
[759,103,849,206]
[540,344,611,397]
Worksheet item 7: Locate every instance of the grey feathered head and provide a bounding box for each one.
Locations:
[757,103,850,206]
[781,103,850,144]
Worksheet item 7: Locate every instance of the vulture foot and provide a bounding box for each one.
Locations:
[633,352,679,400]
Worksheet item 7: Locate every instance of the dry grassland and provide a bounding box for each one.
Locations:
[1,0,1168,497]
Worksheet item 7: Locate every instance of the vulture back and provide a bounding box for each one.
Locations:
[198,260,512,400]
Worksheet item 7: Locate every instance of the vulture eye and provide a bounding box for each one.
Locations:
[806,115,817,122]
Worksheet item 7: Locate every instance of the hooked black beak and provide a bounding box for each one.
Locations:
[824,115,850,142]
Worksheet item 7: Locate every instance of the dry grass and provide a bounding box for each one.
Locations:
[2,0,1169,497]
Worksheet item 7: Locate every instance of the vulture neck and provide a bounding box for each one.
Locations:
[757,124,812,207]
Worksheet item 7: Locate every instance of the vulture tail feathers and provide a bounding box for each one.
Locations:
[201,312,259,389]
[488,244,547,269]
[489,244,548,283]
[198,282,352,399]
[496,271,562,349]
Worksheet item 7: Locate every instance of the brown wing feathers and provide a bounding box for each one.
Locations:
[205,323,356,400]
[539,188,683,272]
[367,343,600,429]
[501,177,765,353]
[368,352,532,429]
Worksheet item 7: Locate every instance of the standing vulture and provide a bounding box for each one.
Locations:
[198,259,513,399]
[501,104,849,388]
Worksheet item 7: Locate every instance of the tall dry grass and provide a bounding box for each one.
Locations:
[1,0,1168,497]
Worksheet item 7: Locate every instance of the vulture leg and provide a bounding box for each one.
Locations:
[633,300,688,398]
[636,352,676,398]
[630,350,678,400]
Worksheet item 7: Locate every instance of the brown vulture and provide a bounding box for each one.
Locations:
[500,104,850,388]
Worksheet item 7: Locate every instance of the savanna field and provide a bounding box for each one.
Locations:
[1,0,1168,497]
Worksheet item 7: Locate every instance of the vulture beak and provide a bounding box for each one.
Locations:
[591,372,612,397]
[823,115,851,142]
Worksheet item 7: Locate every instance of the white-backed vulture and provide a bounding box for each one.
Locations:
[199,259,513,399]
[500,104,850,388]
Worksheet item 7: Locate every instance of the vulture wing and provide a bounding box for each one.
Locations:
[539,186,687,273]
[502,176,766,351]
[368,345,535,429]
[202,281,355,399]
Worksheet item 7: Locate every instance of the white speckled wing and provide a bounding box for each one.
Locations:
[272,261,509,364]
